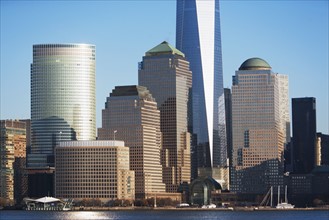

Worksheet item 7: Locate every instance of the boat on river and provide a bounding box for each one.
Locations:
[276,186,294,209]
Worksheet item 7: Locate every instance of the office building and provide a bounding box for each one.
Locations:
[231,58,289,194]
[0,120,27,205]
[98,86,166,198]
[292,97,316,174]
[138,41,192,192]
[29,43,96,168]
[176,0,227,183]
[55,140,135,201]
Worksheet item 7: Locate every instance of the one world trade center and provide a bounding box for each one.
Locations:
[176,0,228,187]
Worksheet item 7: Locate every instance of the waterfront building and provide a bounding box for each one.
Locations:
[138,41,192,192]
[176,0,228,185]
[284,166,329,207]
[292,97,316,174]
[0,120,27,205]
[29,43,96,168]
[98,86,166,199]
[55,140,134,202]
[230,58,289,194]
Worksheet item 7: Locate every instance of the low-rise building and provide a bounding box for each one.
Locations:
[55,140,135,202]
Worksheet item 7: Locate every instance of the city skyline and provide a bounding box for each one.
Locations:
[1,1,328,135]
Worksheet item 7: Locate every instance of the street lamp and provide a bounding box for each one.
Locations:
[113,130,117,142]
[57,131,62,145]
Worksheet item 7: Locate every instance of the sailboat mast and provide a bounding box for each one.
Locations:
[277,185,280,205]
[270,186,273,207]
[285,185,288,203]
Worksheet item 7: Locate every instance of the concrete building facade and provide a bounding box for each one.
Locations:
[230,58,289,194]
[0,120,27,204]
[98,86,166,199]
[55,140,134,201]
[138,41,192,192]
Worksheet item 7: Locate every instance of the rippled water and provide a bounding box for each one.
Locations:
[1,210,328,220]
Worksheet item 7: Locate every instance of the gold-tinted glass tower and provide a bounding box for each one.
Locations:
[98,86,166,198]
[138,41,192,192]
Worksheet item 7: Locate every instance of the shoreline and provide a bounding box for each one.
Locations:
[49,206,329,211]
[2,206,328,212]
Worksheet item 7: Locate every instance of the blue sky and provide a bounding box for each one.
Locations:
[1,0,328,134]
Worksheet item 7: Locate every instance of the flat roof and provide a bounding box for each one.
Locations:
[58,140,125,147]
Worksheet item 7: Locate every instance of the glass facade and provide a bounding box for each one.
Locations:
[292,97,317,174]
[138,42,192,192]
[29,44,96,168]
[176,0,227,176]
[55,140,135,201]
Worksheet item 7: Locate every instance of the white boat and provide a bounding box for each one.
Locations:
[176,203,190,208]
[276,186,294,209]
[202,204,216,209]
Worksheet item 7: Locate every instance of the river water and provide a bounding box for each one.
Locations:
[1,210,328,220]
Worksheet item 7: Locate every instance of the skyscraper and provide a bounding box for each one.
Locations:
[231,58,289,194]
[292,97,317,174]
[138,41,192,192]
[98,86,166,199]
[176,0,227,180]
[29,44,96,168]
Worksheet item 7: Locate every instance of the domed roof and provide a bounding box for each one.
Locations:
[239,57,271,70]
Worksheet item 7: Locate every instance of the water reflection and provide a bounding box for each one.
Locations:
[66,211,115,219]
[1,210,328,220]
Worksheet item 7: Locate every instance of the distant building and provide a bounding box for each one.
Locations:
[98,86,166,199]
[285,166,329,207]
[138,41,192,192]
[317,133,329,166]
[224,88,233,180]
[29,44,96,168]
[230,58,289,194]
[292,97,317,174]
[55,141,134,202]
[0,120,27,205]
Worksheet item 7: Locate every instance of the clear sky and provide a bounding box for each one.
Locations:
[1,0,328,134]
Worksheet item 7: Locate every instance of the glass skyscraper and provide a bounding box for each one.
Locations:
[176,0,227,179]
[29,44,96,168]
[292,97,317,174]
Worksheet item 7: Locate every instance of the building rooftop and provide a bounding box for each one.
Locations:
[110,85,155,101]
[58,140,125,147]
[145,41,185,57]
[239,57,271,70]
